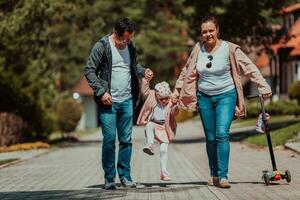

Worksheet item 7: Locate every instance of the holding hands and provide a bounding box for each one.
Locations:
[171,89,179,105]
[261,93,272,100]
[101,68,154,105]
[144,68,154,81]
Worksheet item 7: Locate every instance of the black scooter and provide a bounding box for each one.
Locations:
[248,95,291,185]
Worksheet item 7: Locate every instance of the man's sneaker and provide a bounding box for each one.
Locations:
[104,178,116,190]
[207,177,218,186]
[143,143,155,155]
[160,170,171,181]
[219,178,231,188]
[120,177,136,188]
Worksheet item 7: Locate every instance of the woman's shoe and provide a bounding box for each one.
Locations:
[160,170,171,181]
[219,178,231,188]
[207,177,218,186]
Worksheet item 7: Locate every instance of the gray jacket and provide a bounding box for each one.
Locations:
[84,35,146,109]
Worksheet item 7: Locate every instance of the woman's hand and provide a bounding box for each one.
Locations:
[261,93,272,100]
[171,90,179,105]
[171,95,178,105]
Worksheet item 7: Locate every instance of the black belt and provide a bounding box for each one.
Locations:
[151,119,165,125]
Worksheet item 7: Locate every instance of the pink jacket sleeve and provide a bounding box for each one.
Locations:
[141,78,151,98]
[235,48,272,94]
[175,43,200,90]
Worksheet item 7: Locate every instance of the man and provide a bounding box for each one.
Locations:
[84,18,153,189]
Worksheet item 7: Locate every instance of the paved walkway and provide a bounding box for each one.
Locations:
[0,119,299,200]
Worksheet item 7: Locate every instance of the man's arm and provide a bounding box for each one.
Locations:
[84,41,107,98]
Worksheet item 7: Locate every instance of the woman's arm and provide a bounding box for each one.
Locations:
[235,48,272,96]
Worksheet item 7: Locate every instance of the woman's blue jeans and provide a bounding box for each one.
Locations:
[197,88,237,179]
[99,98,133,181]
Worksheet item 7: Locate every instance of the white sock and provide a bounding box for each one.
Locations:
[159,143,168,172]
[145,122,155,144]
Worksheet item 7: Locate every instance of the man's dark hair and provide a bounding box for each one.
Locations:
[114,18,136,37]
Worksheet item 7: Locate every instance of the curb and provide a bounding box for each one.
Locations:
[284,142,300,154]
[0,149,50,169]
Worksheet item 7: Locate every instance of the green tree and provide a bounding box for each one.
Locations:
[185,0,299,46]
[0,0,64,139]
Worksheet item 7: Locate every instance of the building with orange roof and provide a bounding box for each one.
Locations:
[267,2,300,96]
[72,76,99,130]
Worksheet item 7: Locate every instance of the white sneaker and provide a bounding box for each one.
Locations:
[143,144,155,155]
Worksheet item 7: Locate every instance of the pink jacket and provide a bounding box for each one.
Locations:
[137,78,179,142]
[174,41,272,118]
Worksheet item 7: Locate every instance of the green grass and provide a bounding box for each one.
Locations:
[245,122,300,147]
[232,115,298,129]
[0,158,19,166]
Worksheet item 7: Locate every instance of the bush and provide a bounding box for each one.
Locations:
[246,99,300,117]
[245,100,261,117]
[56,98,82,135]
[288,81,300,105]
[176,109,196,122]
[0,112,28,146]
[266,100,300,116]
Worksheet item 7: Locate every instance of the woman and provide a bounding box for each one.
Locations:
[173,15,272,188]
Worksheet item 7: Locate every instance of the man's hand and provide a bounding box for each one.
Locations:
[144,68,153,81]
[101,92,112,105]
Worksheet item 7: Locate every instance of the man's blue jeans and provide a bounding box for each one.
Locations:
[197,88,237,179]
[99,98,133,181]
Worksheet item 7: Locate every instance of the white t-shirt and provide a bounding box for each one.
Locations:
[151,104,166,122]
[109,36,132,102]
[196,41,235,96]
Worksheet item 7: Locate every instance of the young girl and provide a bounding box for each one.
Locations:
[137,78,179,181]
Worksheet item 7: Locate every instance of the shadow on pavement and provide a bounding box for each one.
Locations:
[87,181,206,193]
[0,190,124,200]
[230,120,299,142]
[173,137,205,144]
[50,140,101,148]
[173,120,299,144]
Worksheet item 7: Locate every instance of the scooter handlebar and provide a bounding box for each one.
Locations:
[247,94,262,99]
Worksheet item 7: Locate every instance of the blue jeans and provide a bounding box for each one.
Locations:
[99,98,133,181]
[197,88,237,179]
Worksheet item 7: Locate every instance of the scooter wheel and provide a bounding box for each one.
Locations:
[285,170,291,183]
[263,173,270,185]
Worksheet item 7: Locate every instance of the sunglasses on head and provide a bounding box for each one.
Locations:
[206,55,213,68]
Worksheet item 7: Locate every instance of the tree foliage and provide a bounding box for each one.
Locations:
[185,0,299,47]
